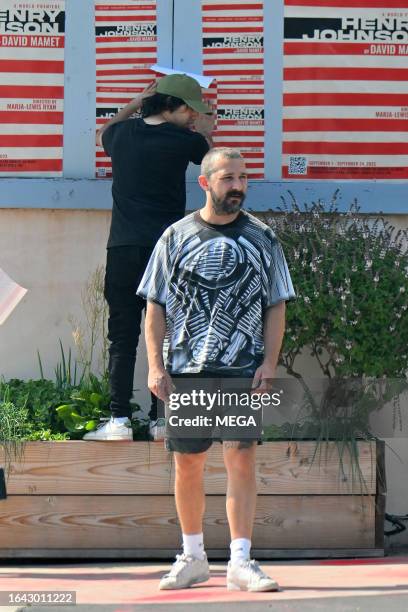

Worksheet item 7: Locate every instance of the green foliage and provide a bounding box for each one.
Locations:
[0,377,70,433]
[55,372,143,439]
[264,193,408,379]
[0,370,144,441]
[53,340,83,390]
[23,429,70,441]
[0,393,27,476]
[55,373,111,438]
[0,394,28,441]
[262,194,408,444]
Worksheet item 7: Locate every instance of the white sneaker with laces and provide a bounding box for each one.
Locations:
[82,417,133,441]
[227,559,279,592]
[159,552,210,590]
[149,417,166,441]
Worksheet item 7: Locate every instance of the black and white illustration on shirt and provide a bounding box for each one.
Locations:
[168,231,264,372]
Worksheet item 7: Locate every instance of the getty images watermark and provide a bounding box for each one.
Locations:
[161,379,284,439]
[157,377,408,440]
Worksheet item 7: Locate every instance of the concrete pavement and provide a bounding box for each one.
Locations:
[0,555,407,610]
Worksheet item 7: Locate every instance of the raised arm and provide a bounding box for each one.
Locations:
[96,81,156,147]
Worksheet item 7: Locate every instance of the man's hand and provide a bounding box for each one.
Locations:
[193,112,216,147]
[148,366,175,402]
[131,79,157,111]
[251,362,275,393]
[96,80,157,147]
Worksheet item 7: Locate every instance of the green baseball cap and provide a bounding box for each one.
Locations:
[156,73,212,114]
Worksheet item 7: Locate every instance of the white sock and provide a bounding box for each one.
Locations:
[112,417,129,424]
[182,533,205,560]
[230,538,251,564]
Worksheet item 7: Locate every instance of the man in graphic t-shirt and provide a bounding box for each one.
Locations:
[137,148,296,592]
[84,74,214,441]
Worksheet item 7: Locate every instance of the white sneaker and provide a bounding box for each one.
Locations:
[82,417,133,441]
[159,552,210,590]
[227,559,279,592]
[149,417,166,441]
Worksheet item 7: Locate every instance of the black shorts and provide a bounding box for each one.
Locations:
[165,437,263,454]
[163,373,263,454]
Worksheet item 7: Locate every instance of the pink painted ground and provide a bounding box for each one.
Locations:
[0,556,407,605]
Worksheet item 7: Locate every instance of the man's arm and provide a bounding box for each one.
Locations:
[145,301,174,401]
[252,301,286,391]
[96,81,156,147]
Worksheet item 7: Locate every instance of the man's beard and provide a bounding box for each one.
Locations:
[209,187,246,215]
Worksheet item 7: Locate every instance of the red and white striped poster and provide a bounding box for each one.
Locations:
[283,0,408,180]
[0,1,65,177]
[95,0,157,178]
[202,0,265,180]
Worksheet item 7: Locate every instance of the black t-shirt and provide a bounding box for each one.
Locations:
[102,119,209,248]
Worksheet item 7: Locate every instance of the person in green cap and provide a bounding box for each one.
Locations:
[84,74,215,442]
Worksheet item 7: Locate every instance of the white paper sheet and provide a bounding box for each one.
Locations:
[150,64,215,89]
[0,267,27,325]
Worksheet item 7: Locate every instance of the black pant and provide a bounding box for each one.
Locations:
[104,245,157,420]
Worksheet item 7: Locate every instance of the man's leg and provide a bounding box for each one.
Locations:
[174,450,207,535]
[107,300,144,418]
[223,440,279,592]
[223,441,257,540]
[105,245,153,419]
[84,246,152,440]
[159,447,210,590]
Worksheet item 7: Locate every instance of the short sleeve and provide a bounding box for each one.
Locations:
[101,123,116,157]
[189,132,209,165]
[261,230,296,308]
[137,229,174,305]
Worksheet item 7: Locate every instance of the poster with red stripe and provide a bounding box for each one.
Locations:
[0,1,65,176]
[202,0,265,180]
[283,0,408,180]
[95,0,157,178]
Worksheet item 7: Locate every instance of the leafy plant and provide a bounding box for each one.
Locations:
[23,429,70,441]
[261,193,408,473]
[0,376,71,434]
[263,192,408,381]
[55,373,111,438]
[0,386,27,476]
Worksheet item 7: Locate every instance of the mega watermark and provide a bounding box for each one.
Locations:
[157,376,408,441]
[160,377,284,440]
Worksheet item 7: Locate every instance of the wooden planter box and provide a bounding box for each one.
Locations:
[0,440,385,559]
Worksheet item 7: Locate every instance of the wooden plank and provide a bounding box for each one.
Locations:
[0,548,384,560]
[0,495,376,549]
[1,440,376,495]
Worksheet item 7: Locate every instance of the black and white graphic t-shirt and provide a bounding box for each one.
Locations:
[137,211,296,376]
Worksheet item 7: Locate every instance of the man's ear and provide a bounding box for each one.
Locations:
[198,174,209,191]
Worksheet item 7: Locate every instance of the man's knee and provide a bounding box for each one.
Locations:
[223,442,256,478]
[175,451,207,478]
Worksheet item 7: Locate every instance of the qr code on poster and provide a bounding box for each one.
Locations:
[288,156,307,175]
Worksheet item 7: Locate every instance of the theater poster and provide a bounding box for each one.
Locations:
[283,0,408,180]
[0,0,65,176]
[95,0,157,178]
[202,0,265,180]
